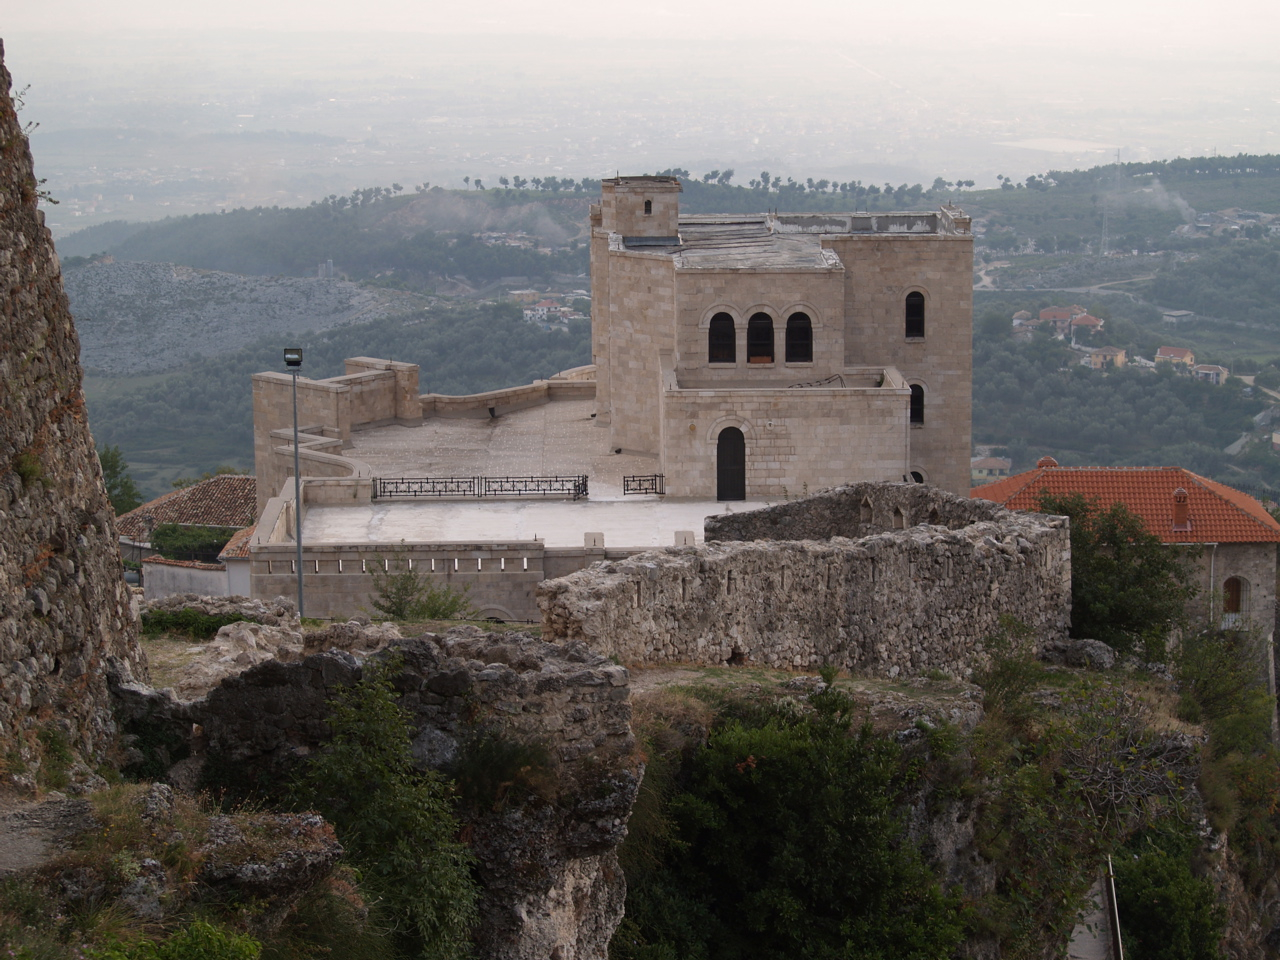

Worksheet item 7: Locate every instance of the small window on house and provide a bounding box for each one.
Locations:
[644,199,652,215]
[708,313,736,363]
[747,313,774,363]
[785,312,813,363]
[910,384,925,424]
[1223,576,1249,627]
[905,291,925,338]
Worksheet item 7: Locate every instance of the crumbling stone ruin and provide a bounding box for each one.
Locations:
[0,42,145,774]
[111,628,640,960]
[539,482,1071,677]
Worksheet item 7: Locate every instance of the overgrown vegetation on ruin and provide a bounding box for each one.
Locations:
[611,614,1280,960]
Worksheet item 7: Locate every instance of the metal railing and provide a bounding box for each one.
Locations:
[623,474,666,495]
[788,373,846,389]
[374,475,588,501]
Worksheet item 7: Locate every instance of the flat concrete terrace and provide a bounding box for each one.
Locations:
[316,396,768,548]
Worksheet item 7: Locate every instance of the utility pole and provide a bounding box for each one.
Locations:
[284,347,305,618]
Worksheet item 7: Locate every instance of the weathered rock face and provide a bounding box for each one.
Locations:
[540,484,1071,678]
[0,42,145,774]
[111,628,640,960]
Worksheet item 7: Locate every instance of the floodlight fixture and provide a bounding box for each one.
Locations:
[283,347,303,367]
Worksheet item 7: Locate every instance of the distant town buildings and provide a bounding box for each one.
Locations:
[1156,346,1196,367]
[1192,363,1231,385]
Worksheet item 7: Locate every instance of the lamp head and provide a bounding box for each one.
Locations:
[283,347,303,368]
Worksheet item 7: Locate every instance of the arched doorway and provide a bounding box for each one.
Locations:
[717,427,746,501]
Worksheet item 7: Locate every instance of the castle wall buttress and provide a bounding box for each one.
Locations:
[602,251,676,455]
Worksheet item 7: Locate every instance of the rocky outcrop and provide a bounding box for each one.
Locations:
[141,593,297,627]
[110,628,640,960]
[0,41,146,778]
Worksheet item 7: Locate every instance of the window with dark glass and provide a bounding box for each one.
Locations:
[905,291,925,338]
[909,384,924,424]
[644,199,652,215]
[785,312,813,363]
[708,313,735,363]
[747,313,774,363]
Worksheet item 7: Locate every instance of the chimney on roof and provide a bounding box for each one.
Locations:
[1036,456,1059,468]
[1173,487,1191,531]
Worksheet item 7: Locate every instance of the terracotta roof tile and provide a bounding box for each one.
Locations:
[1156,346,1194,361]
[217,525,256,560]
[140,555,227,571]
[117,475,257,541]
[972,464,1280,543]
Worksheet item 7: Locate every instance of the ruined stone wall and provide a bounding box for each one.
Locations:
[0,43,145,768]
[539,484,1071,678]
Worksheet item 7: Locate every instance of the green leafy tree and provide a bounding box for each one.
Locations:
[292,659,478,958]
[1115,846,1226,960]
[98,444,143,515]
[1037,492,1197,654]
[620,690,963,960]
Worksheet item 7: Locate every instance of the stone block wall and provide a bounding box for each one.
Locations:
[538,484,1071,678]
[659,378,911,498]
[0,43,146,768]
[826,233,973,494]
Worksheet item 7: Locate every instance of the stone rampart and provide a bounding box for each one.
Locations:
[538,483,1071,678]
[0,43,146,772]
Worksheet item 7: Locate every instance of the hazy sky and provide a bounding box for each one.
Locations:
[8,0,1280,234]
[9,0,1280,48]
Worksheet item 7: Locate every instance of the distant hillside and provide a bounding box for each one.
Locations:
[64,260,433,374]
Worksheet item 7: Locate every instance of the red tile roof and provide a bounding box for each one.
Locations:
[1156,346,1194,361]
[972,461,1280,543]
[141,555,227,571]
[117,475,257,541]
[217,525,257,560]
[1040,307,1075,321]
[1071,314,1103,327]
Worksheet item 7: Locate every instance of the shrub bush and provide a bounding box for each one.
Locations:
[290,659,478,959]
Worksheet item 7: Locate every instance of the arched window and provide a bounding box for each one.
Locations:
[785,312,813,363]
[708,313,735,363]
[1223,576,1249,626]
[909,384,925,424]
[909,471,925,483]
[892,507,907,529]
[747,313,774,363]
[644,199,652,215]
[905,291,925,338]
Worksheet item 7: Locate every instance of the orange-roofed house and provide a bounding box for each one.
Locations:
[1069,313,1104,337]
[973,457,1280,646]
[1155,346,1195,367]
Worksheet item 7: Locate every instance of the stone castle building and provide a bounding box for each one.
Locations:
[590,176,974,498]
[246,179,976,619]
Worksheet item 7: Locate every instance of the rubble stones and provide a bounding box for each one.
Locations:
[0,43,147,773]
[1039,638,1118,671]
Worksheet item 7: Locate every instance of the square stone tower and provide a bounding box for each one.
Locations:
[589,178,973,497]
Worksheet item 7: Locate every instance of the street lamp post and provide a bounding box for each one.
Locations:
[284,347,305,618]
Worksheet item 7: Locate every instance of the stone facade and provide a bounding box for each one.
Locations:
[591,177,974,496]
[0,43,145,771]
[538,483,1071,677]
[111,629,639,960]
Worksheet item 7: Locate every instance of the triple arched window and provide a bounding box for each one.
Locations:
[905,291,925,338]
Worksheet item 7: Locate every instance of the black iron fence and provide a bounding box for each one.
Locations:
[374,475,588,501]
[623,474,666,495]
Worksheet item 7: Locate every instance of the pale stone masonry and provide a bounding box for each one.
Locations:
[538,484,1071,677]
[590,177,974,497]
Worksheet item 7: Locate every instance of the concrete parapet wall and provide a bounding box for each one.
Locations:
[422,377,596,420]
[142,558,228,600]
[538,484,1071,678]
